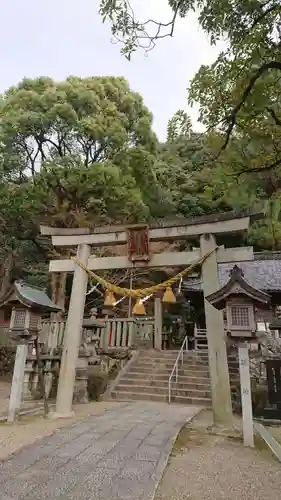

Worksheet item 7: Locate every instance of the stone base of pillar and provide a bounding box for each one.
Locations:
[48,410,75,420]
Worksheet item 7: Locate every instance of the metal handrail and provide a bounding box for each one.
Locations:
[168,336,188,404]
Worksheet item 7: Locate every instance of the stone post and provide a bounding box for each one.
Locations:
[238,342,254,447]
[8,344,28,423]
[154,296,162,350]
[23,358,33,400]
[200,233,233,426]
[55,243,90,417]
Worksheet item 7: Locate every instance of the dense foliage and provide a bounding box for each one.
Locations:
[0,76,171,291]
[99,0,281,248]
[1,0,281,298]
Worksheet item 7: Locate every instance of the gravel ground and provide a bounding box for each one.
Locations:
[155,412,281,500]
[0,401,124,460]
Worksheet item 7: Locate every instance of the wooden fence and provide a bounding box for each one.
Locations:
[99,318,154,349]
[39,317,155,350]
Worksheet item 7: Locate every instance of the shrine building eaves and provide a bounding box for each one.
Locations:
[183,252,281,294]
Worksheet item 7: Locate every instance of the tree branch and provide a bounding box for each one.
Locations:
[221,61,281,151]
[266,106,281,126]
[237,156,281,177]
[251,3,279,29]
[104,0,185,53]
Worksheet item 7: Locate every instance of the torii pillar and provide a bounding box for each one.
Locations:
[200,234,232,426]
[55,243,90,417]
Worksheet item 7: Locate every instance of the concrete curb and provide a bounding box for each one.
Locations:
[254,420,281,462]
[102,349,140,401]
[0,407,43,422]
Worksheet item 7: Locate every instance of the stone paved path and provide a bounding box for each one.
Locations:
[0,401,200,500]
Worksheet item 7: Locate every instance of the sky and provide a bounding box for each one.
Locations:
[0,0,222,141]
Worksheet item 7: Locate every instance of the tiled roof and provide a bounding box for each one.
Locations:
[183,252,281,293]
[14,282,61,311]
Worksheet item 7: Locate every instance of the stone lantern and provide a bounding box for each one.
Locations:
[269,317,281,340]
[0,281,61,341]
[0,281,61,423]
[206,265,270,342]
[206,265,271,448]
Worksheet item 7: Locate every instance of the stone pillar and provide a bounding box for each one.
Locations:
[22,359,33,400]
[200,233,233,426]
[8,344,28,423]
[154,296,162,350]
[238,342,254,447]
[55,243,90,417]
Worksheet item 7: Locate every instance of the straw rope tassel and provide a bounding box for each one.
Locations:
[162,286,176,303]
[132,299,146,315]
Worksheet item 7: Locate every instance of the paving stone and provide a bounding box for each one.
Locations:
[126,424,155,440]
[0,426,98,485]
[145,435,170,447]
[55,432,99,458]
[2,455,73,499]
[63,467,119,500]
[22,454,104,500]
[132,444,163,462]
[0,402,200,500]
[118,459,157,481]
[108,477,151,500]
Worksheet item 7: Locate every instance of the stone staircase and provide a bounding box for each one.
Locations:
[111,349,212,406]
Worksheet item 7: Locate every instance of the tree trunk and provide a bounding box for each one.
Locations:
[0,253,15,298]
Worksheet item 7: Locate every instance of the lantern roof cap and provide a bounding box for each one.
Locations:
[0,280,62,312]
[206,265,270,310]
[269,317,281,330]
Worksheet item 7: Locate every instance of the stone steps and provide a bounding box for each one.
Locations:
[110,348,239,406]
[126,366,210,377]
[111,390,212,406]
[122,377,211,389]
[114,383,211,398]
[135,359,209,368]
[110,349,213,406]
[122,373,211,385]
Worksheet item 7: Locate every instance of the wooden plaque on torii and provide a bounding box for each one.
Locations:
[126,224,150,263]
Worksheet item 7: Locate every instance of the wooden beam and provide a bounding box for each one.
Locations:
[50,216,251,247]
[49,247,253,273]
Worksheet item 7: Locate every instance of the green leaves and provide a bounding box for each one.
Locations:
[0,76,156,175]
[32,155,150,227]
[0,75,166,290]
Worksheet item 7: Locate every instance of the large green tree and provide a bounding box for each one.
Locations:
[0,76,173,294]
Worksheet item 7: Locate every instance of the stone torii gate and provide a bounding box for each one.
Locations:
[41,210,258,424]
